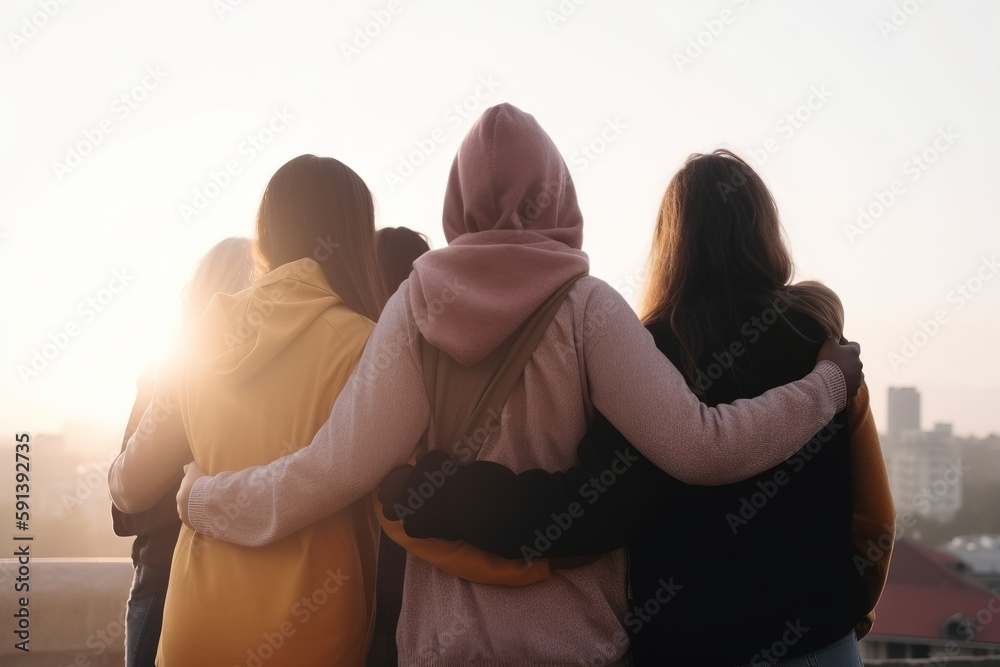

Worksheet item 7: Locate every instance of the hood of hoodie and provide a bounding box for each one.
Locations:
[193,257,349,383]
[409,103,590,366]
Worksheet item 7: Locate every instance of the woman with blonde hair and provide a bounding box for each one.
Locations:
[382,149,893,665]
[112,236,255,667]
[110,154,396,665]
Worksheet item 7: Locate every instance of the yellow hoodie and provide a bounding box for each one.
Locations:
[157,257,378,666]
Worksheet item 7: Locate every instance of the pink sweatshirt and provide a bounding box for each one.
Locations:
[188,105,847,665]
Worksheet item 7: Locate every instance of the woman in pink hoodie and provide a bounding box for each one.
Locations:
[177,104,862,666]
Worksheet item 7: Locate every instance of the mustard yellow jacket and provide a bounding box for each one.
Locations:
[151,257,377,666]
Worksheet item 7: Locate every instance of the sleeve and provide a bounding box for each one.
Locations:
[582,282,848,485]
[846,382,895,638]
[110,376,155,537]
[387,414,651,560]
[186,288,431,547]
[111,369,182,537]
[372,491,550,586]
[108,374,192,514]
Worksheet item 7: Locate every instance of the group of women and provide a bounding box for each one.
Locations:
[108,102,888,666]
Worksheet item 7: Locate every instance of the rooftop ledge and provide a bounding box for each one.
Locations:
[1,558,132,667]
[2,558,1000,667]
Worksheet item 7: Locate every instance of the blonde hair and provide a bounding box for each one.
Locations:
[780,281,844,340]
[185,237,257,321]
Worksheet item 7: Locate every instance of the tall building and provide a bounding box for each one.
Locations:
[888,387,921,438]
[883,389,962,523]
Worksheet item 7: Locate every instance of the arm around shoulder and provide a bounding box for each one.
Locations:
[582,281,848,486]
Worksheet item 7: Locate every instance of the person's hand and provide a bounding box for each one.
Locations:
[817,338,863,398]
[378,450,452,521]
[176,461,207,529]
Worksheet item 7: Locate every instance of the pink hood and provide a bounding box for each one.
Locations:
[409,103,589,365]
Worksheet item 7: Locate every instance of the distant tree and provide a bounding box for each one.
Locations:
[910,481,1000,545]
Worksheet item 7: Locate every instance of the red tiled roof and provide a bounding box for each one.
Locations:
[871,539,1000,644]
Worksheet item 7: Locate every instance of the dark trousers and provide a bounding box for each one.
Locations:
[367,533,406,666]
[125,563,169,667]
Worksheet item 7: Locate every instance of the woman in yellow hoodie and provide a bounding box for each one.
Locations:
[109,154,390,665]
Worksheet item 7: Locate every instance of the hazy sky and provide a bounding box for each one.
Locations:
[2,0,998,441]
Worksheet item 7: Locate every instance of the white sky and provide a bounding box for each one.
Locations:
[1,0,998,442]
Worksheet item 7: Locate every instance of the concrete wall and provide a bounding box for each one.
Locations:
[0,558,132,667]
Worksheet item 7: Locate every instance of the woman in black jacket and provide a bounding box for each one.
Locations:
[380,150,894,666]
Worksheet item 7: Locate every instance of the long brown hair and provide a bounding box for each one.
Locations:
[256,154,387,321]
[642,149,843,380]
[375,226,431,295]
